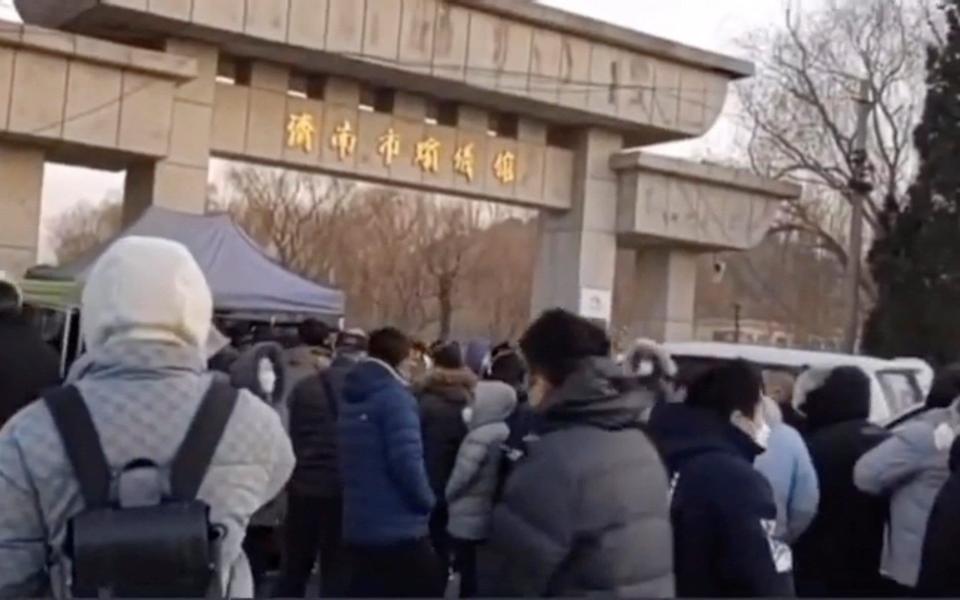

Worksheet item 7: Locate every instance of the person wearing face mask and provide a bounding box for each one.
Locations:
[230,342,287,596]
[791,366,890,597]
[648,359,794,598]
[483,309,673,598]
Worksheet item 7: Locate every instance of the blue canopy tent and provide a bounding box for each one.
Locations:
[26,207,345,320]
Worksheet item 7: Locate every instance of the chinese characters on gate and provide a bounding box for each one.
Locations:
[286,112,517,185]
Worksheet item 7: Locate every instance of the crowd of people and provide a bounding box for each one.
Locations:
[3,235,960,598]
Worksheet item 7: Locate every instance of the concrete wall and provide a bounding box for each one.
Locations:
[17,0,741,143]
[0,142,44,278]
[210,64,573,210]
[613,150,801,252]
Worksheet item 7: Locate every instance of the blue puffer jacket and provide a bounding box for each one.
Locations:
[338,359,436,545]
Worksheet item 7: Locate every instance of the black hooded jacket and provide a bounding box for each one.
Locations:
[648,402,794,598]
[417,368,476,496]
[916,436,960,596]
[792,367,890,597]
[485,358,674,598]
[0,316,60,429]
[229,342,286,406]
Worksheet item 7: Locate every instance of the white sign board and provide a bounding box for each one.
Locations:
[579,287,612,323]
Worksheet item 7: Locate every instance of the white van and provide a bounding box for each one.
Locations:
[663,342,929,424]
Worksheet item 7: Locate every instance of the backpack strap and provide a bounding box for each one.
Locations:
[44,386,112,509]
[170,380,238,501]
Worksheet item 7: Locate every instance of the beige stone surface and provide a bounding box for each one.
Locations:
[0,47,14,128]
[148,0,194,21]
[117,71,175,156]
[74,35,132,67]
[583,128,622,182]
[432,2,469,81]
[452,129,488,194]
[557,35,590,109]
[165,39,218,105]
[8,51,68,138]
[363,0,403,62]
[319,103,359,170]
[465,12,499,90]
[632,248,698,342]
[326,0,365,55]
[211,82,249,154]
[282,95,324,166]
[287,0,327,50]
[497,21,532,93]
[324,77,360,106]
[620,52,655,124]
[515,141,545,205]
[528,29,561,104]
[457,105,488,133]
[168,99,212,166]
[425,123,457,189]
[542,146,574,209]
[678,67,707,132]
[63,61,122,147]
[191,0,244,32]
[0,143,43,252]
[21,24,74,54]
[245,0,289,42]
[251,60,290,93]
[651,60,681,130]
[389,116,424,185]
[355,110,393,179]
[399,0,437,75]
[394,92,427,120]
[245,88,286,160]
[151,162,209,213]
[588,42,620,116]
[518,118,547,144]
[107,0,147,9]
[485,136,518,198]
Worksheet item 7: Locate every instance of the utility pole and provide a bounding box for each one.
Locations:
[843,79,874,354]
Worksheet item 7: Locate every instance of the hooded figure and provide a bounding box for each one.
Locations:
[853,391,960,590]
[445,381,517,597]
[230,342,288,594]
[754,397,820,543]
[486,310,673,598]
[916,436,960,596]
[648,361,793,598]
[792,366,891,597]
[0,236,294,598]
[0,277,60,430]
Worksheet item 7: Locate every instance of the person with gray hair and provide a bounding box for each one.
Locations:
[0,236,294,597]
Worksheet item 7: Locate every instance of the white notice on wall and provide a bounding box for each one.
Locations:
[579,287,612,323]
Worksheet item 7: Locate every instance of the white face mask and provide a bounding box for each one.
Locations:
[462,407,474,425]
[732,409,771,450]
[257,358,277,397]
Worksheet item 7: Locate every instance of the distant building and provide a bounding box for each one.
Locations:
[695,317,842,351]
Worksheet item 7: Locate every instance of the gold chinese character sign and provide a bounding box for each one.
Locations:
[494,150,517,184]
[414,137,442,174]
[286,113,317,153]
[453,143,476,182]
[378,128,401,166]
[330,120,358,161]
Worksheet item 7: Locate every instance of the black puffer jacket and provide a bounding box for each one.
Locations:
[648,402,793,598]
[287,353,359,496]
[792,367,891,597]
[0,316,60,429]
[484,357,674,597]
[917,436,960,596]
[417,368,476,496]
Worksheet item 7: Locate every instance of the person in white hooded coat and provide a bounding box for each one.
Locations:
[0,236,295,598]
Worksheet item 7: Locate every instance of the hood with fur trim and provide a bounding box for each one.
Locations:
[625,338,678,379]
[417,367,478,405]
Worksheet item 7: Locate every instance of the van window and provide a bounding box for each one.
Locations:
[877,370,923,415]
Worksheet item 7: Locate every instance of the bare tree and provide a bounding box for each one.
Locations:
[738,0,931,298]
[48,197,123,264]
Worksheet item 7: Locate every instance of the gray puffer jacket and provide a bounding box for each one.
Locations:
[485,357,674,598]
[446,381,517,541]
[854,401,960,587]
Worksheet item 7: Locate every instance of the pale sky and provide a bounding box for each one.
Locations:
[0,0,808,259]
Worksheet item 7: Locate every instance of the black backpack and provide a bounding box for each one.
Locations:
[44,380,238,598]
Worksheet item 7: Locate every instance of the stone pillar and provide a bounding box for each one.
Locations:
[0,142,44,278]
[632,248,699,342]
[123,39,218,224]
[531,128,622,325]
